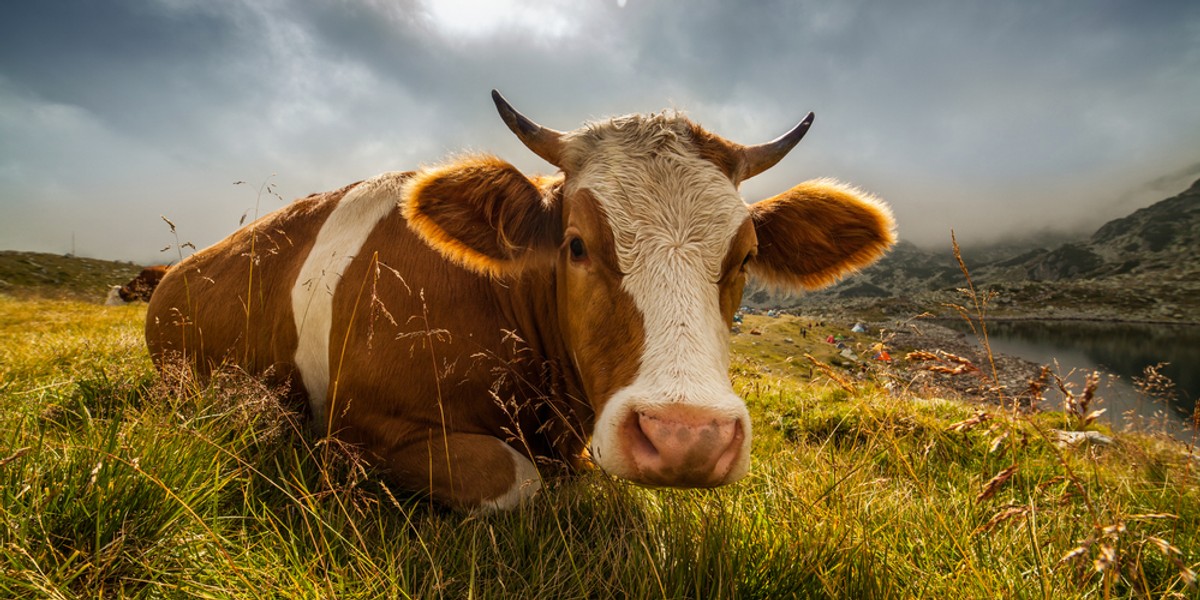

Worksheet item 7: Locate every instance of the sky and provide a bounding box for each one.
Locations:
[2,0,1199,263]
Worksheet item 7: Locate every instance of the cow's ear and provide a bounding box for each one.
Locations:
[403,156,562,277]
[748,179,895,291]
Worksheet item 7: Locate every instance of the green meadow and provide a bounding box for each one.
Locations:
[1,291,1196,598]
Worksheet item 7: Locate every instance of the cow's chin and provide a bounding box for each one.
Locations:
[589,385,752,489]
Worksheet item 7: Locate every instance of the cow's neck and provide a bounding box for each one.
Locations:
[489,270,593,465]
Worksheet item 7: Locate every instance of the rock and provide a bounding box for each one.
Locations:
[1051,429,1113,447]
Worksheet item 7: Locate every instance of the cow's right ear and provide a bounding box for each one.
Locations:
[403,156,562,278]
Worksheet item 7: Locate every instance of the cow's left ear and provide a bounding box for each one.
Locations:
[403,156,561,278]
[748,178,896,291]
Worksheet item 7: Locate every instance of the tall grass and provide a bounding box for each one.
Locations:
[1,294,1197,598]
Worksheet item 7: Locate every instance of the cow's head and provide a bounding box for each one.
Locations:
[404,90,895,489]
[111,266,169,304]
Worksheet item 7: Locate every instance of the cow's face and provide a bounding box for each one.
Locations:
[552,118,758,486]
[404,91,895,489]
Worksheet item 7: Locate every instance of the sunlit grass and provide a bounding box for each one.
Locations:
[0,296,1196,598]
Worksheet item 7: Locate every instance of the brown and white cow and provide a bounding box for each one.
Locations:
[107,265,170,305]
[145,90,895,510]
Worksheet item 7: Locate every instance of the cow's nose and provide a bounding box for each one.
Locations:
[622,405,745,487]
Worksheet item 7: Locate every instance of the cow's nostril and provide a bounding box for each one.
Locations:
[623,411,659,461]
[623,406,744,487]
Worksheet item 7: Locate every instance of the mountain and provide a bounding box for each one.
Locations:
[1086,178,1200,270]
[777,178,1200,323]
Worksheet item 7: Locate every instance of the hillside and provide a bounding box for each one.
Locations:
[779,178,1200,323]
[0,251,146,302]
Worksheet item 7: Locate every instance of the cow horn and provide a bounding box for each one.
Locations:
[739,112,815,181]
[491,89,565,167]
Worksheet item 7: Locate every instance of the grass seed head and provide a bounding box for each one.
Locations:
[976,464,1018,504]
[1093,543,1116,573]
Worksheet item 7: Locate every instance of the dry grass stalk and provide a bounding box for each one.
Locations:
[1056,517,1196,585]
[1035,475,1066,494]
[948,230,1001,387]
[1025,365,1051,402]
[947,410,989,433]
[1134,362,1177,403]
[1053,369,1106,429]
[976,464,1018,503]
[804,353,856,394]
[1059,542,1092,567]
[0,447,31,468]
[987,431,1009,455]
[1093,543,1116,574]
[905,349,982,377]
[973,504,1029,535]
[905,350,939,363]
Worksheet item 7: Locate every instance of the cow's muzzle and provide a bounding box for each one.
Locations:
[617,404,747,488]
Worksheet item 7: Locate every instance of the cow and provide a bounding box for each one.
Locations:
[145,90,895,510]
[106,265,170,305]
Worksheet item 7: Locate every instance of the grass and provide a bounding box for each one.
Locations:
[0,251,145,302]
[1,294,1197,598]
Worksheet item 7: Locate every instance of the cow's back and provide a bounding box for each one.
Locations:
[145,182,357,394]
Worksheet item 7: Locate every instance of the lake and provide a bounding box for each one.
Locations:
[944,319,1199,441]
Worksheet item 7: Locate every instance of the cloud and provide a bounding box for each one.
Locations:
[0,0,1198,260]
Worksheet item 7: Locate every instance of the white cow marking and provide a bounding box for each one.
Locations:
[479,442,543,512]
[567,115,753,479]
[291,172,410,429]
[105,286,125,306]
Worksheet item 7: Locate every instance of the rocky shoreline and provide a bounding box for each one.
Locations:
[876,318,1046,406]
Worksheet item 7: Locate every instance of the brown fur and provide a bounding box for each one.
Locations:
[326,201,592,504]
[117,265,170,302]
[403,156,561,278]
[555,189,644,418]
[748,179,896,290]
[146,184,352,386]
[686,122,744,183]
[718,219,758,324]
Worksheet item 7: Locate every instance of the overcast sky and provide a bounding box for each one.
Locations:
[2,0,1198,263]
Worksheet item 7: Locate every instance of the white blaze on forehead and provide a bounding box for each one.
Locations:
[571,115,752,478]
[564,115,749,283]
[291,172,409,428]
[570,114,751,434]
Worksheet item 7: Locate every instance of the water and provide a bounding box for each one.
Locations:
[945,320,1199,440]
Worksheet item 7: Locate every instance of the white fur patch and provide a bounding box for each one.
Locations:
[291,172,409,430]
[105,286,125,306]
[479,442,542,512]
[567,115,752,480]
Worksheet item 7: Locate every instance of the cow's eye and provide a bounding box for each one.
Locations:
[569,237,588,261]
[740,252,754,272]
